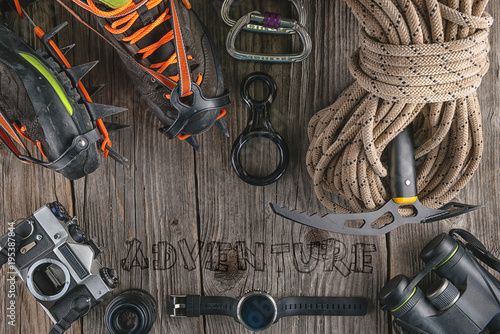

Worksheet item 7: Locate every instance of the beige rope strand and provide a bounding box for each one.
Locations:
[307,0,492,213]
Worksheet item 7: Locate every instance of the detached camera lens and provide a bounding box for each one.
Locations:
[105,289,157,334]
[115,308,140,331]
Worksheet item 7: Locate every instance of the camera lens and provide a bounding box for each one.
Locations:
[105,289,157,334]
[237,292,277,331]
[115,308,140,331]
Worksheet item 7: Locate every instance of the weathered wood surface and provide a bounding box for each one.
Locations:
[0,0,498,333]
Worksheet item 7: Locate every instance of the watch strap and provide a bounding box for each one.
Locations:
[277,297,369,317]
[170,295,237,318]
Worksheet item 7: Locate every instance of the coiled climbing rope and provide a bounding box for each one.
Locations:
[307,0,493,214]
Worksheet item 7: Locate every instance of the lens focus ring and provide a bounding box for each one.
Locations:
[105,289,157,334]
[392,288,423,318]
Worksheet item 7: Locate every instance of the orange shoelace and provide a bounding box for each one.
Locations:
[13,123,48,159]
[74,0,202,94]
[68,0,225,141]
[13,0,25,17]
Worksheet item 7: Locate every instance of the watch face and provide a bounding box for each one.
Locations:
[238,293,277,331]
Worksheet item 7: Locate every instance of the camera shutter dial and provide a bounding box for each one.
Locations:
[68,225,86,243]
[50,201,71,221]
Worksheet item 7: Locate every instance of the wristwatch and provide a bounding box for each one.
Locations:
[168,290,369,332]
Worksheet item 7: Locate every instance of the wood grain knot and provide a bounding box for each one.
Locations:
[305,229,330,245]
[213,246,246,284]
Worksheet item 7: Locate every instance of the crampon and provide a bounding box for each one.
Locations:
[0,3,128,179]
[55,0,231,151]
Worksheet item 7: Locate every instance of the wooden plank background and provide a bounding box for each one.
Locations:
[0,0,498,333]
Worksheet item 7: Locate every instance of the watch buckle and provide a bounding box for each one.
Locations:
[169,295,187,317]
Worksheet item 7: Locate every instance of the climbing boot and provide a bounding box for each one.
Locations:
[0,19,127,179]
[57,0,230,151]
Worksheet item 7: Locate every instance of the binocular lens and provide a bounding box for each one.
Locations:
[426,278,460,311]
[105,289,157,334]
[379,275,414,313]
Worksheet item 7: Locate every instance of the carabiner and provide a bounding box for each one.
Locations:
[221,0,307,34]
[226,11,312,63]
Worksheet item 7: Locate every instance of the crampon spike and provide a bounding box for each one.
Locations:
[43,21,68,40]
[87,103,127,120]
[216,118,229,137]
[59,43,75,55]
[186,135,200,152]
[102,122,130,133]
[65,61,99,83]
[105,144,129,168]
[85,84,105,98]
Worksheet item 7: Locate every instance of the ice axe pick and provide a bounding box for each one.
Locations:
[270,126,483,236]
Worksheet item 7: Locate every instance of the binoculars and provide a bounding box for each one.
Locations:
[379,230,500,334]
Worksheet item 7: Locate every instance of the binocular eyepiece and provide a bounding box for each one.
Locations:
[379,232,500,334]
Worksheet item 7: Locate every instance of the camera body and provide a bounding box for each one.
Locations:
[379,232,500,334]
[0,202,118,329]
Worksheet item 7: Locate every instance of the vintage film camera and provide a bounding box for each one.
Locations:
[379,229,500,334]
[0,202,118,333]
